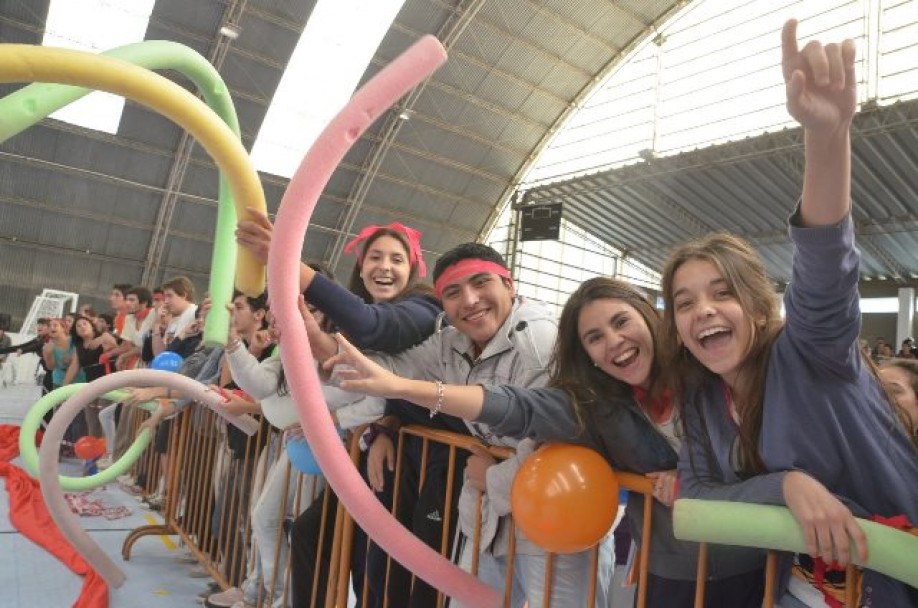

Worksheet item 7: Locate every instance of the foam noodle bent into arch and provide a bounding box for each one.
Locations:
[0,44,266,315]
[268,35,501,607]
[37,370,260,587]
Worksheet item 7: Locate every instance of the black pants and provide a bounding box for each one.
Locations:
[365,446,468,608]
[41,370,54,426]
[289,453,392,608]
[644,568,765,608]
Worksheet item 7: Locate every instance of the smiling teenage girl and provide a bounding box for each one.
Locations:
[661,20,918,607]
[326,277,778,606]
[238,214,443,607]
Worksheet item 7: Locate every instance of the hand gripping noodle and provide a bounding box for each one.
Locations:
[674,499,918,588]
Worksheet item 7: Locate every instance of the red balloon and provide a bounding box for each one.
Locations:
[74,436,105,460]
[511,443,619,554]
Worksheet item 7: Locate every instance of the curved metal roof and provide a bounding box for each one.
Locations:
[524,98,918,285]
[0,0,686,324]
[2,0,916,329]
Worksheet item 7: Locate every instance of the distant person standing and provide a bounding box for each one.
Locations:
[0,318,11,384]
[106,287,154,371]
[0,320,11,360]
[0,317,50,360]
[0,318,55,396]
[109,283,132,336]
[152,276,197,356]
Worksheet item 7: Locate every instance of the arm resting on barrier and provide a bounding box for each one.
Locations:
[672,499,918,588]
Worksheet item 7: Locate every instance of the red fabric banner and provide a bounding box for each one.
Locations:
[1,424,108,607]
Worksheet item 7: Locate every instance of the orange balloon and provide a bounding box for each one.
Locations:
[511,443,619,554]
[74,436,105,460]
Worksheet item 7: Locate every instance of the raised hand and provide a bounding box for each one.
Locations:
[297,295,337,361]
[249,329,274,356]
[782,18,857,134]
[235,206,274,265]
[324,333,401,398]
[198,296,212,327]
[224,301,240,344]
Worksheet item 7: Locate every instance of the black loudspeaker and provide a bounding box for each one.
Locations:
[0,313,10,331]
[519,203,562,241]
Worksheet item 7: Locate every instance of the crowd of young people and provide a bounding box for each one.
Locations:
[2,18,916,608]
[283,20,917,608]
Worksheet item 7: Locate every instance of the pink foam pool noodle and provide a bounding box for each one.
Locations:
[269,35,501,608]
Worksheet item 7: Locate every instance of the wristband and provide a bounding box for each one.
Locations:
[226,336,242,353]
[430,380,444,419]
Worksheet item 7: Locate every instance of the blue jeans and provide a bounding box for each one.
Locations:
[452,532,614,608]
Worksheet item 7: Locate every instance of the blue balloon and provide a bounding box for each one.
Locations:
[286,436,321,475]
[150,351,184,372]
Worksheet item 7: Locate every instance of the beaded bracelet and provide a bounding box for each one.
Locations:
[226,336,243,353]
[430,380,444,418]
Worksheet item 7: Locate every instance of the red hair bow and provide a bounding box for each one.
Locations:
[343,222,427,277]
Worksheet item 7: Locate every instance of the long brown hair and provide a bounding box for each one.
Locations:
[550,277,664,425]
[347,227,426,304]
[661,233,783,475]
[878,358,918,446]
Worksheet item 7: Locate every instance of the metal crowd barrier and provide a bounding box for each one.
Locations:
[120,403,352,606]
[333,424,655,608]
[115,408,912,608]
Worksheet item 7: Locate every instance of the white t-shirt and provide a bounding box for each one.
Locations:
[120,310,155,347]
[165,304,197,343]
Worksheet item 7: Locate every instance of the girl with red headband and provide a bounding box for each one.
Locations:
[237,213,444,607]
[237,213,438,352]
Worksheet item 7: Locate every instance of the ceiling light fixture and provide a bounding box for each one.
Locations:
[219,24,241,40]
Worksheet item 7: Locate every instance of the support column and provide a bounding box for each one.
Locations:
[897,287,915,349]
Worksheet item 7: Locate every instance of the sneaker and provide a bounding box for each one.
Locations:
[196,582,221,604]
[121,481,146,496]
[125,484,147,496]
[188,565,212,579]
[97,454,113,469]
[144,495,165,512]
[197,582,221,598]
[204,586,243,608]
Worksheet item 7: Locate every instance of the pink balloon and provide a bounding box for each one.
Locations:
[269,35,501,607]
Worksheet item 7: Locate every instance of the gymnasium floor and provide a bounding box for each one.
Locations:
[0,382,208,608]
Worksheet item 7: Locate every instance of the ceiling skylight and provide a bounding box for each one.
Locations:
[250,0,407,178]
[41,0,156,134]
[524,0,918,186]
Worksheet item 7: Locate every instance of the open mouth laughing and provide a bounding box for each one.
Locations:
[697,326,733,349]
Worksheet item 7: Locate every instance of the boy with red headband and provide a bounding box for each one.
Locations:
[340,243,612,608]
